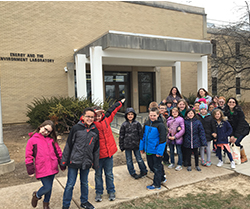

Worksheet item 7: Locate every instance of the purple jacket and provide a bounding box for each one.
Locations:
[167,116,185,145]
[25,133,63,179]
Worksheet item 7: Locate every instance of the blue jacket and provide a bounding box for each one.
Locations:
[139,118,166,156]
[183,117,207,149]
[215,120,232,144]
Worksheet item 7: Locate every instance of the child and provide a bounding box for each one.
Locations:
[61,108,99,209]
[166,100,173,116]
[208,103,215,114]
[145,101,169,166]
[177,99,189,118]
[140,107,167,190]
[119,107,147,179]
[193,102,200,114]
[212,109,235,169]
[158,103,170,166]
[183,109,207,171]
[159,103,170,119]
[25,120,65,209]
[93,98,125,202]
[177,99,189,166]
[167,107,185,171]
[197,103,217,167]
[211,96,219,107]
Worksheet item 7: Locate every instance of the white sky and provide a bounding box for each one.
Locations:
[166,0,249,24]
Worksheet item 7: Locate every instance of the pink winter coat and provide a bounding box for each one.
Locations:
[167,116,185,145]
[25,132,63,179]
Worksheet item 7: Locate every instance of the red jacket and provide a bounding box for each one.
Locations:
[94,101,122,159]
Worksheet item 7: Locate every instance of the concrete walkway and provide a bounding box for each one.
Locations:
[0,135,249,209]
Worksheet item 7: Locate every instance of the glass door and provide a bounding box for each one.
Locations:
[138,72,154,113]
[104,72,130,112]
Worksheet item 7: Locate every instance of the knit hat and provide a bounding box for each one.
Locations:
[199,103,208,110]
[198,98,207,104]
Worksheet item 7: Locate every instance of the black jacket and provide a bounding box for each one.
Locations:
[196,114,217,141]
[119,108,143,151]
[61,121,99,170]
[224,105,250,138]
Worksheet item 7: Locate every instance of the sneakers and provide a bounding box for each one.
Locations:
[161,178,167,184]
[80,201,95,209]
[187,166,192,171]
[95,194,102,202]
[146,184,161,190]
[168,163,175,169]
[131,173,140,179]
[206,161,212,167]
[201,159,207,166]
[231,161,236,169]
[175,165,182,171]
[109,193,115,201]
[195,166,201,171]
[217,160,223,167]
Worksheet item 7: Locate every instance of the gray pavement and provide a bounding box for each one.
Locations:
[0,135,249,209]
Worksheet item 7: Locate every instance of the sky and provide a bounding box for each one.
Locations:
[167,0,249,25]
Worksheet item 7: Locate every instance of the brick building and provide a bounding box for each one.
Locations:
[0,1,212,124]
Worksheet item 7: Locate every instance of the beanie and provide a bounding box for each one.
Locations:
[199,103,208,110]
[198,98,207,104]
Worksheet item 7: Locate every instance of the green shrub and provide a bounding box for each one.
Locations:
[26,96,111,133]
[183,93,196,105]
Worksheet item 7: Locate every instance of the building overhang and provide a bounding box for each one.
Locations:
[74,30,212,67]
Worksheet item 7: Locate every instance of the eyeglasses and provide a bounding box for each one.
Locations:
[84,115,94,119]
[160,108,167,110]
[44,127,51,134]
[228,101,236,104]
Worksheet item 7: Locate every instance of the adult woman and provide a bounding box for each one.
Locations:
[194,88,212,104]
[162,87,182,107]
[224,97,249,163]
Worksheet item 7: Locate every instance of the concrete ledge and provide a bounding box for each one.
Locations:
[0,159,15,175]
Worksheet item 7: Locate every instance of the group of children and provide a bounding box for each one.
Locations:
[26,99,125,209]
[25,94,239,209]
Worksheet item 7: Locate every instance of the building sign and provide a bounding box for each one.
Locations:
[0,53,54,63]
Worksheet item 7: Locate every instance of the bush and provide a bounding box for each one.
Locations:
[183,93,196,106]
[26,96,111,133]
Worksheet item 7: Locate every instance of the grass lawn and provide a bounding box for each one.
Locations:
[112,189,250,209]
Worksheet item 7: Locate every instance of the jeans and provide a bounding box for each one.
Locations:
[235,135,247,149]
[125,149,147,175]
[217,146,233,162]
[162,145,170,163]
[169,144,182,166]
[63,167,90,207]
[146,154,164,188]
[37,174,55,202]
[95,156,115,195]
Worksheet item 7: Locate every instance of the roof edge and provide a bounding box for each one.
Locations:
[125,1,206,16]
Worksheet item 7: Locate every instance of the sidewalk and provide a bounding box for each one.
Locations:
[210,134,250,176]
[0,135,249,209]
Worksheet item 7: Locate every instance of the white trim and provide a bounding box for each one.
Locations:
[108,30,211,43]
[75,54,87,99]
[90,46,104,103]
